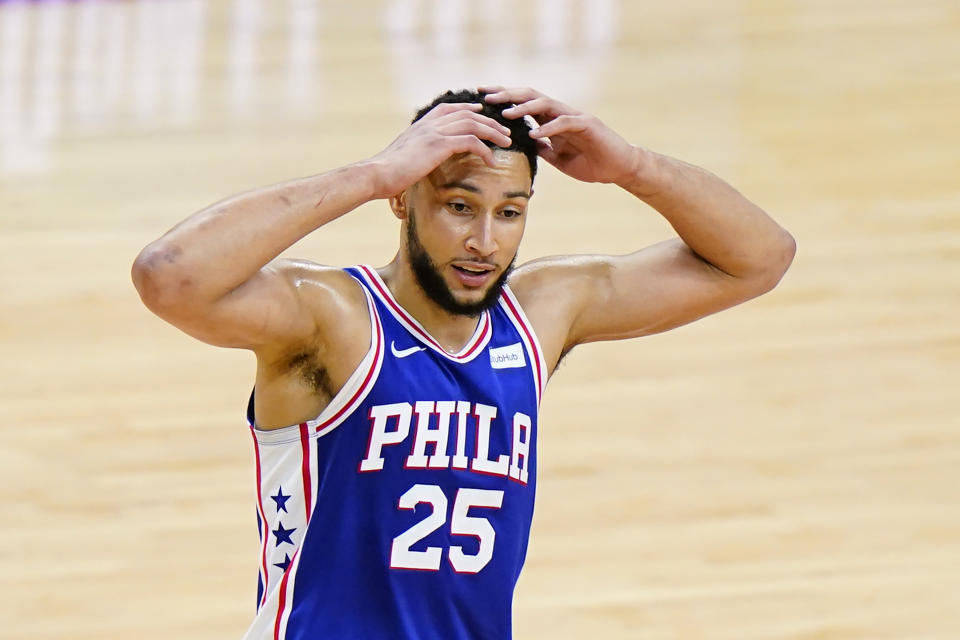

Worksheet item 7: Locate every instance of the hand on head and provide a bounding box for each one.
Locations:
[479,86,640,186]
[370,102,512,199]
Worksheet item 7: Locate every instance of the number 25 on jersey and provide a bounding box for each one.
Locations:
[390,484,503,574]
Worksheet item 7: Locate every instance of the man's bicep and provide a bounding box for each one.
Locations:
[568,239,762,346]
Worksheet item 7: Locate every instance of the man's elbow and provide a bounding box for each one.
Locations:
[756,230,797,292]
[131,242,194,315]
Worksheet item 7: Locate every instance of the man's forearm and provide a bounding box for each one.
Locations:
[618,148,795,282]
[133,161,379,305]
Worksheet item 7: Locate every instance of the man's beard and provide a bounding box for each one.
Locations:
[406,211,515,317]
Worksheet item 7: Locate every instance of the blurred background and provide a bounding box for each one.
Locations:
[1,1,958,638]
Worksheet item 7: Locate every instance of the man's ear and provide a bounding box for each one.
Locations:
[389,191,408,220]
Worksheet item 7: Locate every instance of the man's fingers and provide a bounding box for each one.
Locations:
[439,119,511,148]
[434,109,511,136]
[482,87,542,105]
[536,139,558,164]
[450,135,497,167]
[500,97,564,120]
[423,101,483,121]
[530,114,589,139]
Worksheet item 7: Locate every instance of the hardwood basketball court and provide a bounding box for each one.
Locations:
[1,1,958,638]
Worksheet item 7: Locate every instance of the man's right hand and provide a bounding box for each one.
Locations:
[366,102,512,199]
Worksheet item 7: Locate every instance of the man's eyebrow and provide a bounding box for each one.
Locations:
[439,181,480,193]
[503,191,531,199]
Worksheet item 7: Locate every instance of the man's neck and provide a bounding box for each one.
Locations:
[377,258,483,354]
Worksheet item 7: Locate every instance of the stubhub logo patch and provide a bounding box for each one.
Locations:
[489,342,526,369]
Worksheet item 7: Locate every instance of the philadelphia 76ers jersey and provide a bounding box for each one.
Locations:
[242,265,547,640]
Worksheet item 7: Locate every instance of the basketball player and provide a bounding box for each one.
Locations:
[132,86,795,639]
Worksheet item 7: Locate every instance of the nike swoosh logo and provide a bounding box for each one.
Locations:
[391,340,426,358]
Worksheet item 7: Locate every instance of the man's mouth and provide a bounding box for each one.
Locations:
[451,262,496,287]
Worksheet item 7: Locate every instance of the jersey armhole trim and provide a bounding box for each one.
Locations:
[251,279,385,445]
[499,284,549,406]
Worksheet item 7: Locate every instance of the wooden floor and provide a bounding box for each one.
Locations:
[2,1,958,638]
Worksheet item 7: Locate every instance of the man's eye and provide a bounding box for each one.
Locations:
[501,209,521,219]
[448,202,470,213]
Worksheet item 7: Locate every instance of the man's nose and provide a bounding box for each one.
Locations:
[465,213,498,257]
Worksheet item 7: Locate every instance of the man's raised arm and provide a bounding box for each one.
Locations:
[131,102,512,352]
[485,86,796,359]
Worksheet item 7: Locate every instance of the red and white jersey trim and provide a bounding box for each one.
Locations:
[499,285,548,406]
[249,431,271,609]
[355,264,492,363]
[244,281,384,640]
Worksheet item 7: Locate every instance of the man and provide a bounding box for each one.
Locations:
[132,86,795,639]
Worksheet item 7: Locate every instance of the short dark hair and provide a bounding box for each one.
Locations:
[413,89,538,183]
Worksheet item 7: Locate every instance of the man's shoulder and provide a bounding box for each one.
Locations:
[254,260,372,423]
[507,255,609,372]
[256,259,370,357]
[271,257,346,280]
[270,259,366,301]
[508,254,607,306]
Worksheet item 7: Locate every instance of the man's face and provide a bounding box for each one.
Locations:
[403,150,532,317]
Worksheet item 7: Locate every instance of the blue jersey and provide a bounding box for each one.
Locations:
[243,265,547,640]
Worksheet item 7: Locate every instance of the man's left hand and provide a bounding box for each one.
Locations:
[481,86,643,187]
